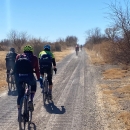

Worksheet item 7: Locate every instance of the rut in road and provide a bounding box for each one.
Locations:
[0,50,105,130]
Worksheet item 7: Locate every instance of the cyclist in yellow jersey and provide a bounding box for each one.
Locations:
[39,45,57,99]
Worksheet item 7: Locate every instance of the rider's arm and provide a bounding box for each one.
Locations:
[51,52,56,67]
[33,56,40,80]
[52,58,56,67]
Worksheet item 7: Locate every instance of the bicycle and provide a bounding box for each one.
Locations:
[41,69,56,104]
[42,72,51,104]
[18,74,33,130]
[7,69,16,92]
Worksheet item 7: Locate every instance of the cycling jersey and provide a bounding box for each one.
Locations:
[39,50,56,66]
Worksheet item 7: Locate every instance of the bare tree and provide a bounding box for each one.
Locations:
[105,26,119,41]
[65,36,78,46]
[85,27,102,45]
[106,0,130,64]
[7,30,29,52]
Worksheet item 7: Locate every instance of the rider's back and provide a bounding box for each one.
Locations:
[5,51,17,62]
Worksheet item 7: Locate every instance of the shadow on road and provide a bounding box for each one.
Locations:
[44,101,66,114]
[8,90,18,96]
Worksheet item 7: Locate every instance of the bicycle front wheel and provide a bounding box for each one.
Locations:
[19,97,28,130]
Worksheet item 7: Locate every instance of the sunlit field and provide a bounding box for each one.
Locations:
[53,48,73,62]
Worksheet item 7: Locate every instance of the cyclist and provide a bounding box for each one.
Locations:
[13,45,41,119]
[5,47,17,82]
[80,45,82,50]
[75,44,79,55]
[39,45,57,99]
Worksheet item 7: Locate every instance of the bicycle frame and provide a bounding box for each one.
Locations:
[19,82,32,130]
[42,72,50,104]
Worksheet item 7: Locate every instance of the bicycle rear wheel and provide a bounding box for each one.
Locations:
[8,74,16,92]
[19,97,28,130]
[7,74,12,91]
[43,80,48,104]
[11,75,16,91]
[28,110,32,129]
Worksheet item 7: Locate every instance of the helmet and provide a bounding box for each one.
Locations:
[44,45,51,51]
[10,47,15,52]
[23,45,33,52]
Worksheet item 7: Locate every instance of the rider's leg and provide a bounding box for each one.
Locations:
[47,71,53,96]
[6,65,11,82]
[26,75,37,111]
[30,75,37,102]
[16,80,24,116]
[40,74,44,88]
[39,67,44,88]
[6,69,10,82]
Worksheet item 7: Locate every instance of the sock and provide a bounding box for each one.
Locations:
[31,93,35,102]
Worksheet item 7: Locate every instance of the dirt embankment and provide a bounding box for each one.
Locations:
[86,49,130,130]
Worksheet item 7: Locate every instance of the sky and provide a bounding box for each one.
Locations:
[0,0,124,44]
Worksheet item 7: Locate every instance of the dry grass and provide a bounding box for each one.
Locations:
[53,48,72,62]
[0,51,7,70]
[0,51,8,92]
[86,49,106,65]
[87,48,130,129]
[117,112,130,130]
[102,68,127,79]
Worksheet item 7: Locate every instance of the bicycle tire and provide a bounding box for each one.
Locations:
[8,74,16,92]
[42,81,46,104]
[28,110,32,130]
[11,75,16,91]
[7,74,11,91]
[43,79,48,104]
[19,97,28,130]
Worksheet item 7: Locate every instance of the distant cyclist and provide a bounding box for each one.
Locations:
[80,45,83,50]
[39,45,57,99]
[75,45,79,56]
[5,47,17,82]
[13,45,41,120]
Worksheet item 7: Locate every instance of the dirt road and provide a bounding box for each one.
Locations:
[0,50,106,130]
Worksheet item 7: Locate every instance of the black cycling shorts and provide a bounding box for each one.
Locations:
[40,67,53,85]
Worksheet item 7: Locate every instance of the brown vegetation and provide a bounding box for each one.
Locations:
[86,48,130,129]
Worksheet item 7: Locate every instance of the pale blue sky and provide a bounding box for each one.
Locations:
[0,0,124,44]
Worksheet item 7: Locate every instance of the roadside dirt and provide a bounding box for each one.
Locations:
[87,49,130,130]
[0,49,128,130]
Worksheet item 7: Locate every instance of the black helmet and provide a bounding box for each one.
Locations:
[10,48,15,52]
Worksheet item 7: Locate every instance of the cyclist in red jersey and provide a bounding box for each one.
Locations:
[13,45,41,120]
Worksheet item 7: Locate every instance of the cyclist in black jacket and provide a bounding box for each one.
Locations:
[39,45,57,99]
[5,48,17,82]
